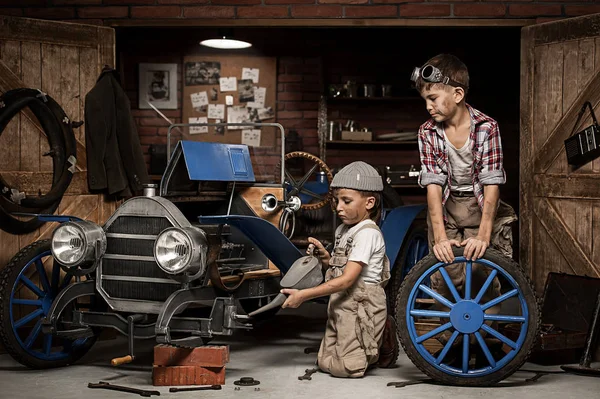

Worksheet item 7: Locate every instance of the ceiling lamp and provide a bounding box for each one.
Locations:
[200,36,252,50]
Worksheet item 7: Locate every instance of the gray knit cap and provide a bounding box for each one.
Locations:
[330,161,383,192]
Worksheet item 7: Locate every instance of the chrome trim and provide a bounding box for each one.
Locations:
[106,233,158,240]
[102,254,156,262]
[101,275,180,285]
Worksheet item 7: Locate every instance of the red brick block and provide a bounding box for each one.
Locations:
[373,0,423,3]
[77,6,129,18]
[154,345,229,367]
[104,0,154,4]
[454,4,506,17]
[237,6,289,18]
[183,6,235,18]
[0,8,24,16]
[131,5,182,18]
[152,365,225,386]
[564,5,600,17]
[213,0,261,4]
[318,0,367,4]
[265,0,313,4]
[399,4,450,17]
[24,7,76,19]
[277,92,303,101]
[291,5,343,18]
[54,0,101,5]
[509,4,561,16]
[157,0,209,4]
[345,5,398,17]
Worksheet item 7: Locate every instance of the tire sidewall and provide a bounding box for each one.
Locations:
[396,246,540,386]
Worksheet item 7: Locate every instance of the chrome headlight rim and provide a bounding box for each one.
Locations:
[51,220,106,270]
[154,226,207,278]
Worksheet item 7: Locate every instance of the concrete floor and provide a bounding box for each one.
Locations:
[0,302,598,399]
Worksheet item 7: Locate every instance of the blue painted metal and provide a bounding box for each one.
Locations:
[405,256,530,377]
[198,215,303,273]
[379,204,426,268]
[10,213,82,223]
[180,141,255,182]
[9,250,88,361]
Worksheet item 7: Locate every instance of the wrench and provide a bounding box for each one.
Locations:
[169,385,222,393]
[88,381,160,397]
[298,368,319,381]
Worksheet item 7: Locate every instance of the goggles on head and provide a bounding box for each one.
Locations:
[410,64,468,90]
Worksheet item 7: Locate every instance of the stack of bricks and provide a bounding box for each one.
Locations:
[152,344,229,387]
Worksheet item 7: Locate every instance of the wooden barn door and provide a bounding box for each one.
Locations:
[521,13,600,294]
[0,16,118,269]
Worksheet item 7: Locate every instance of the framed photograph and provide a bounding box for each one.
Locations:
[138,63,178,109]
[185,61,221,86]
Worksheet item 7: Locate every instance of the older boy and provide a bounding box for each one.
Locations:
[412,54,517,314]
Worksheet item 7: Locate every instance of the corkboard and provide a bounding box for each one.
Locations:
[182,55,277,147]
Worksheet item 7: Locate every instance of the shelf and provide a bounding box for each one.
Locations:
[326,140,417,148]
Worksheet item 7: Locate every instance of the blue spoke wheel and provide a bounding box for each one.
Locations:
[396,247,540,386]
[0,240,98,369]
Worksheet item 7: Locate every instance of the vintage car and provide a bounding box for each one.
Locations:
[0,122,539,386]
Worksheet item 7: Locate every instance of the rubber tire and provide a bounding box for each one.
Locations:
[395,246,540,386]
[0,240,97,369]
[386,219,427,318]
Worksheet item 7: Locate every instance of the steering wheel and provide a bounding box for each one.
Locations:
[282,152,333,211]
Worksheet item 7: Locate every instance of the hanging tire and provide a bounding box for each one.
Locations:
[386,219,429,318]
[396,246,540,386]
[0,240,98,369]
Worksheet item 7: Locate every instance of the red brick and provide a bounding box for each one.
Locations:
[318,0,367,4]
[303,93,321,101]
[140,136,168,145]
[54,0,101,4]
[157,0,209,3]
[564,5,600,16]
[77,6,128,18]
[0,8,24,16]
[277,92,303,101]
[152,365,225,386]
[104,0,154,4]
[285,83,321,92]
[280,57,304,66]
[132,109,180,117]
[454,4,506,17]
[212,0,260,4]
[183,6,235,18]
[345,5,398,17]
[265,0,313,4]
[291,5,342,18]
[138,127,158,136]
[285,119,318,128]
[373,0,423,3]
[63,18,103,24]
[7,0,45,5]
[509,4,561,16]
[131,6,182,18]
[303,110,318,119]
[153,345,229,367]
[237,6,288,17]
[279,74,303,83]
[535,17,564,24]
[278,83,285,92]
[278,111,303,119]
[277,103,285,111]
[139,117,171,127]
[399,4,450,17]
[24,7,76,19]
[285,101,318,111]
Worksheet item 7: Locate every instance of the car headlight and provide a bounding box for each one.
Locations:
[154,226,207,277]
[51,220,106,268]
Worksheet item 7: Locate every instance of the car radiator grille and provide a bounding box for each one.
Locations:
[102,215,180,303]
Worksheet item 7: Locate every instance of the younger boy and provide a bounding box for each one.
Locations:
[281,161,395,377]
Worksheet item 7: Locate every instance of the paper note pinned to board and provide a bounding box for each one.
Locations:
[242,68,259,84]
[207,104,225,119]
[219,77,237,92]
[247,87,266,108]
[189,117,208,134]
[190,91,208,109]
[242,129,261,147]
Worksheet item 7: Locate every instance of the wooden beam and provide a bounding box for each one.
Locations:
[533,67,600,174]
[534,13,600,46]
[0,16,99,48]
[533,197,600,278]
[519,25,535,277]
[1,172,89,196]
[533,174,600,199]
[105,18,534,28]
[0,59,87,171]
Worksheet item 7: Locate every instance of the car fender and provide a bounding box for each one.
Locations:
[380,204,426,269]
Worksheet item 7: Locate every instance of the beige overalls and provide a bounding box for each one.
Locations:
[317,221,391,378]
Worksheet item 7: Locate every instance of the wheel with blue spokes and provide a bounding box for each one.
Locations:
[0,240,98,369]
[396,246,540,386]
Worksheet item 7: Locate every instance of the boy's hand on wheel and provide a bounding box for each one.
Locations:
[433,239,461,263]
[461,237,489,261]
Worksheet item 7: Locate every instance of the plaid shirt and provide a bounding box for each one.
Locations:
[417,104,506,210]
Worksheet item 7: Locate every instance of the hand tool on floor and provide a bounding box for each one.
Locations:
[298,368,319,381]
[561,290,600,377]
[169,385,222,393]
[88,381,160,397]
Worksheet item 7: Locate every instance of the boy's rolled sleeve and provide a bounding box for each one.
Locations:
[418,127,447,187]
[479,121,506,185]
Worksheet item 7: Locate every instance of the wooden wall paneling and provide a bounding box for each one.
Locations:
[555,198,593,255]
[574,38,596,174]
[593,203,600,269]
[19,41,40,173]
[594,38,600,173]
[40,44,61,174]
[60,46,80,146]
[79,47,97,162]
[532,46,548,166]
[546,42,565,174]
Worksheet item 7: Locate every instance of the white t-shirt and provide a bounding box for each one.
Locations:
[443,128,474,192]
[334,219,385,284]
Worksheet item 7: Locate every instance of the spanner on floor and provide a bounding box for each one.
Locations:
[298,368,319,381]
[169,385,222,392]
[88,381,160,397]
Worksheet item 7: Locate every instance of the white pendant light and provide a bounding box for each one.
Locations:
[200,36,252,50]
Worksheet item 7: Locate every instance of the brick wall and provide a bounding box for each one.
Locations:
[1,1,600,25]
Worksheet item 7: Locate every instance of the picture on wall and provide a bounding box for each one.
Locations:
[185,61,221,86]
[138,63,178,109]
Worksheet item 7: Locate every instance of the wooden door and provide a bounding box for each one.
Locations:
[521,13,600,294]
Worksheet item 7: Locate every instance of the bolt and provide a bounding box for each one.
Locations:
[235,387,240,391]
[255,387,260,391]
